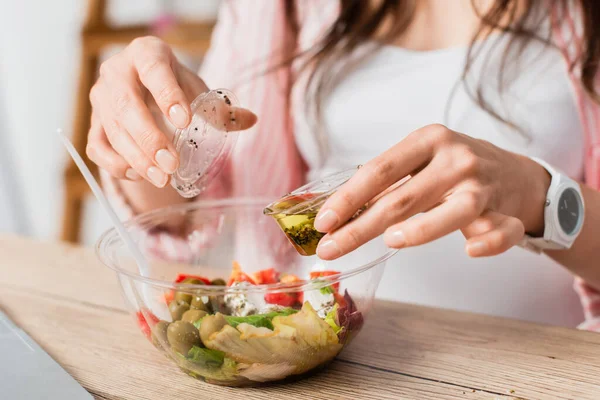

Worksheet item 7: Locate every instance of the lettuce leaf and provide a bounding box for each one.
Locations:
[224,308,298,330]
[324,304,343,334]
[179,345,240,383]
[225,315,274,330]
[202,302,342,375]
[320,285,335,295]
[187,345,225,368]
[193,317,205,330]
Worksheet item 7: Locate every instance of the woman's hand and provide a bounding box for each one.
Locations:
[86,36,257,188]
[314,124,552,260]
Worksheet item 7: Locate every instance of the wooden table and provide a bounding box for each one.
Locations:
[1,235,599,399]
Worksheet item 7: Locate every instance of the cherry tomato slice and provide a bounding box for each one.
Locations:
[264,292,299,307]
[278,274,304,305]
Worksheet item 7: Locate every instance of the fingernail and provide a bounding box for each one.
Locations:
[317,239,341,259]
[125,168,141,180]
[466,241,487,257]
[314,209,339,232]
[147,166,168,187]
[169,104,188,128]
[386,230,406,248]
[155,149,178,174]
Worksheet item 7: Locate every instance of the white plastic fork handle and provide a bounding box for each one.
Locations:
[57,129,150,276]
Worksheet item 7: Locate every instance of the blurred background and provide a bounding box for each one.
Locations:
[0,0,220,245]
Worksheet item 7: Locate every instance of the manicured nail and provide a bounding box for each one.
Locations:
[317,239,341,259]
[314,209,339,232]
[169,104,188,128]
[147,166,168,187]
[466,241,487,257]
[386,230,406,248]
[125,168,141,180]
[155,149,178,174]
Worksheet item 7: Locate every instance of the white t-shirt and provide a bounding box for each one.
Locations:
[292,36,586,327]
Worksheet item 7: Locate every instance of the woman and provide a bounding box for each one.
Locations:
[87,0,600,330]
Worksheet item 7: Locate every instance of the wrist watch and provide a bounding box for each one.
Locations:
[519,157,585,253]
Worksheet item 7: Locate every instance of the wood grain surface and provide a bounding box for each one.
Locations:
[1,235,599,399]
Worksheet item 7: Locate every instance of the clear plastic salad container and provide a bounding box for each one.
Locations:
[95,198,396,387]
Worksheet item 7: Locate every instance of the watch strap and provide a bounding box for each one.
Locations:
[519,234,566,254]
[518,157,563,252]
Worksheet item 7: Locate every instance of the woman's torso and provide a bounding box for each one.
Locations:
[292,30,586,326]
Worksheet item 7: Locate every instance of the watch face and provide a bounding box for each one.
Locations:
[557,188,581,235]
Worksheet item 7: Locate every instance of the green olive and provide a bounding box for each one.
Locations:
[208,296,226,314]
[167,321,202,355]
[181,309,207,324]
[182,278,203,285]
[151,320,170,348]
[210,278,226,286]
[174,278,203,304]
[169,300,190,321]
[199,313,228,344]
[190,295,210,312]
[174,291,192,304]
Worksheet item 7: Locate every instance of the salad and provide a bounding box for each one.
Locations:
[137,263,364,385]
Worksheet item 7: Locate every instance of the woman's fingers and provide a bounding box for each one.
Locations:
[102,117,168,188]
[99,44,180,176]
[91,82,170,187]
[461,211,525,257]
[93,60,180,180]
[314,124,447,233]
[177,65,210,102]
[105,81,180,175]
[225,106,258,131]
[129,36,197,129]
[382,191,486,249]
[178,66,258,132]
[316,165,447,260]
[197,100,258,132]
[86,113,140,180]
[88,36,259,188]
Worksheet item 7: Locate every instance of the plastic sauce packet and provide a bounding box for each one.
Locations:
[171,89,239,198]
[264,167,361,256]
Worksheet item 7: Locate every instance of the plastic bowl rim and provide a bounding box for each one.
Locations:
[95,197,398,294]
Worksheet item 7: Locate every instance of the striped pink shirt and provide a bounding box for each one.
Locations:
[102,0,600,331]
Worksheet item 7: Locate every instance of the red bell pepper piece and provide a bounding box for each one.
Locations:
[309,270,340,291]
[227,273,256,286]
[252,268,279,285]
[227,261,257,286]
[174,273,211,285]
